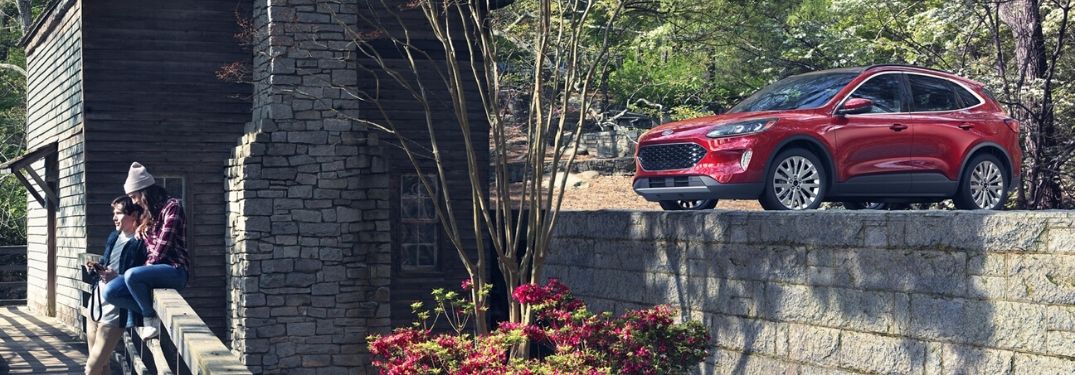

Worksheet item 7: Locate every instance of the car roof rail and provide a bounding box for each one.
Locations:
[864,64,954,75]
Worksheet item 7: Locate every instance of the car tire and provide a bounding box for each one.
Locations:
[659,199,719,211]
[954,154,1009,210]
[844,201,888,210]
[760,148,828,210]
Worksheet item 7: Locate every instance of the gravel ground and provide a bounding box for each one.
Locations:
[557,175,762,211]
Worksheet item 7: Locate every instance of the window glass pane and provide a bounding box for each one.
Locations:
[402,175,432,199]
[400,174,438,269]
[849,74,904,113]
[158,177,185,204]
[402,223,436,244]
[401,246,416,267]
[729,72,857,113]
[415,245,435,266]
[953,84,981,108]
[909,75,960,112]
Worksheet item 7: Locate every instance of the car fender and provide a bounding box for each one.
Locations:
[959,142,1017,187]
[763,134,840,184]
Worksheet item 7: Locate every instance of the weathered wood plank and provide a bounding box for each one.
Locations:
[80,0,252,340]
[153,289,251,375]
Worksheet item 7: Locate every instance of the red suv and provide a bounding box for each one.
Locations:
[633,65,1021,211]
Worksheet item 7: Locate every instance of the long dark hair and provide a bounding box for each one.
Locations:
[129,185,170,237]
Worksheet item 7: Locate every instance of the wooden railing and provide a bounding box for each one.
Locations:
[152,289,250,374]
[79,253,251,375]
[0,245,26,306]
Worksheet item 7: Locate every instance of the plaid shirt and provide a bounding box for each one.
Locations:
[144,198,189,268]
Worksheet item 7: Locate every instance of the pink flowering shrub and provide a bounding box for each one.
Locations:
[368,279,709,374]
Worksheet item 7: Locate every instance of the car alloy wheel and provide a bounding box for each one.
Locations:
[954,154,1009,210]
[773,156,822,209]
[969,160,1005,209]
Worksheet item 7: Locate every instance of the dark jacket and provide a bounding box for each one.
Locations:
[99,230,147,328]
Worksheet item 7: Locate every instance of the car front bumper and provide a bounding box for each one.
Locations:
[632,175,763,201]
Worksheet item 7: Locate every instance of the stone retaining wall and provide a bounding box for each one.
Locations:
[547,210,1075,374]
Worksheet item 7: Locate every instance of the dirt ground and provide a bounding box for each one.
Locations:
[556,175,762,211]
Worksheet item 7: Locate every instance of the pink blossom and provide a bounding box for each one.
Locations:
[369,280,710,375]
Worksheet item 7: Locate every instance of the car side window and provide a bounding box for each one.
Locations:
[909,75,961,112]
[849,74,903,113]
[952,83,982,108]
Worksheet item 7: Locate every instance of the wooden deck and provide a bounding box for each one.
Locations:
[0,306,87,374]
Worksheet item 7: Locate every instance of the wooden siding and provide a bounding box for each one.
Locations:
[355,55,489,328]
[24,0,84,327]
[81,0,251,339]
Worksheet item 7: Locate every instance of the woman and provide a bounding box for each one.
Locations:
[83,196,146,375]
[103,162,189,339]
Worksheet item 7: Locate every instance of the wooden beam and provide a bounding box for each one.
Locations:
[22,167,58,207]
[122,333,151,375]
[0,142,57,172]
[12,169,46,208]
[144,338,174,375]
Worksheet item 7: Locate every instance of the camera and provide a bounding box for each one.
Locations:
[86,261,105,276]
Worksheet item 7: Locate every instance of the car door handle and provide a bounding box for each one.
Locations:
[958,123,974,130]
[890,124,908,131]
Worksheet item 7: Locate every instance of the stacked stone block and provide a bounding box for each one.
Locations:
[547,211,1075,374]
[226,0,391,373]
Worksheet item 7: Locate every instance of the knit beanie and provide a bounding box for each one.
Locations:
[124,162,156,194]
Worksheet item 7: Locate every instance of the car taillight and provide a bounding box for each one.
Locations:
[1003,118,1020,133]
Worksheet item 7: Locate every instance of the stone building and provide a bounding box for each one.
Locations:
[4,0,485,373]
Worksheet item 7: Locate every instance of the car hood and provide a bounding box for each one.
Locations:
[641,110,811,142]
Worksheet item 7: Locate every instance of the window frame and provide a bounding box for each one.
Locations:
[832,71,912,116]
[833,71,987,115]
[904,72,986,113]
[844,72,909,114]
[397,174,440,271]
[156,176,186,204]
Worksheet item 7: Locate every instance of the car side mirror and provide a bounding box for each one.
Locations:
[836,98,873,115]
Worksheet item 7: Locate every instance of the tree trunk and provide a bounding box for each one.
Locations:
[999,0,1061,208]
[16,0,32,36]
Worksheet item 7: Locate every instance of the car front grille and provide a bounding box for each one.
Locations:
[638,143,707,171]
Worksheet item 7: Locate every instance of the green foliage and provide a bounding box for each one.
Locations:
[0,1,28,246]
[548,0,1067,125]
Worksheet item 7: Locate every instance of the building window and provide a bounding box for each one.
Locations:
[400,174,438,270]
[157,176,185,204]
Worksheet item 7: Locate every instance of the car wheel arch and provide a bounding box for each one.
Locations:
[764,135,838,187]
[959,142,1015,186]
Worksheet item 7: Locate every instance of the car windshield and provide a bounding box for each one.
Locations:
[729,72,858,113]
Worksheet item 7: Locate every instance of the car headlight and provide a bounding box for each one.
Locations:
[705,118,777,138]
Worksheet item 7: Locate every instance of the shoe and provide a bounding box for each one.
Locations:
[139,316,160,339]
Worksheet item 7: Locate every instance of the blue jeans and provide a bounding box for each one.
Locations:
[103,265,187,318]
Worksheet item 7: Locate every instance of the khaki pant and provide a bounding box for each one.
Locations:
[85,319,124,375]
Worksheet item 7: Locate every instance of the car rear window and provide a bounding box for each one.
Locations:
[729,72,857,113]
[908,74,962,112]
[953,84,982,108]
